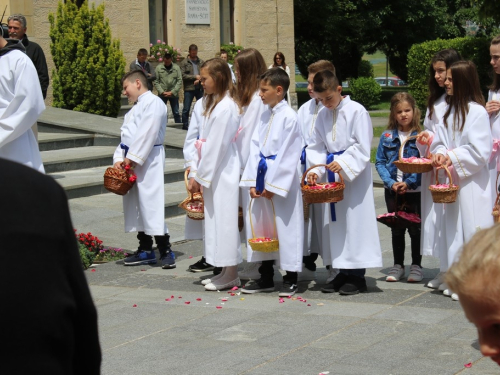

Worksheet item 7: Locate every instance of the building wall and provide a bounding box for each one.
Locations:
[2,0,295,106]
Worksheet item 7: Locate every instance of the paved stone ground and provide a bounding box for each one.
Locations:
[75,187,499,375]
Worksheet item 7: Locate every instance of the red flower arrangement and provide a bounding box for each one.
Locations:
[74,229,104,253]
[124,165,137,183]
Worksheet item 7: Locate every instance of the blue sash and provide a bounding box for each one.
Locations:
[120,143,162,158]
[256,152,277,193]
[300,145,308,172]
[326,150,345,221]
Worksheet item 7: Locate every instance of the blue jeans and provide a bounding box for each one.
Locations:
[182,88,203,128]
[159,95,181,124]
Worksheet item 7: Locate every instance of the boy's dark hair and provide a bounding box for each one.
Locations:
[312,70,339,93]
[220,49,228,55]
[137,48,148,56]
[260,67,290,92]
[121,70,148,87]
[188,44,198,51]
[163,52,172,59]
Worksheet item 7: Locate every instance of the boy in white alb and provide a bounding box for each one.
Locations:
[113,70,174,269]
[306,70,382,295]
[240,68,304,297]
[297,60,336,282]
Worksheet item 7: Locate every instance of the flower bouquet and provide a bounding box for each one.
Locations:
[103,165,136,195]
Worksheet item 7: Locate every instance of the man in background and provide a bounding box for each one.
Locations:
[129,48,156,91]
[179,44,204,130]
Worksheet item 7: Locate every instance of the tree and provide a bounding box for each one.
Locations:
[474,0,500,22]
[49,0,125,117]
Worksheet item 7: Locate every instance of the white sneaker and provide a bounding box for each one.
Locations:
[451,293,459,301]
[238,262,261,280]
[326,267,340,283]
[386,264,405,282]
[442,288,452,296]
[438,282,448,292]
[427,272,446,289]
[407,265,423,283]
[298,267,316,281]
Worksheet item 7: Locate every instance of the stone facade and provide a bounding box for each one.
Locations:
[0,0,295,107]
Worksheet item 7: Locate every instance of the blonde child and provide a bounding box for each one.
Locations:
[375,93,422,282]
[306,70,382,295]
[417,49,461,290]
[297,60,336,281]
[232,48,268,281]
[186,58,242,291]
[486,36,500,199]
[114,71,174,269]
[446,225,500,366]
[240,68,304,297]
[430,60,494,300]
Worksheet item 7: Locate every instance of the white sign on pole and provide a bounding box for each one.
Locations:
[186,0,210,25]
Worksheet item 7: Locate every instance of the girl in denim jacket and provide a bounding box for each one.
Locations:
[375,92,422,283]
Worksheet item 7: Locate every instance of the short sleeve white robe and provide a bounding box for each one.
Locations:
[297,98,324,259]
[306,96,382,269]
[0,49,45,172]
[192,94,242,267]
[240,100,304,272]
[430,102,494,269]
[113,91,168,236]
[419,95,447,261]
[487,90,500,201]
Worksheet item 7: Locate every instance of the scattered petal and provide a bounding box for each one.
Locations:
[189,256,193,258]
[287,295,292,299]
[184,301,191,305]
[165,298,171,301]
[91,269,96,272]
[133,304,137,307]
[230,293,236,296]
[216,306,222,309]
[141,269,146,271]
[178,296,182,299]
[319,372,330,375]
[171,295,175,298]
[464,363,472,368]
[317,303,324,306]
[279,298,285,303]
[307,304,311,306]
[292,298,297,300]
[231,286,239,291]
[221,298,228,302]
[240,298,245,300]
[303,299,307,303]
[196,298,202,301]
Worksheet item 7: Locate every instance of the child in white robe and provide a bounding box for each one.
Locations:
[430,60,494,300]
[486,35,500,201]
[186,58,242,291]
[306,70,382,295]
[416,49,461,290]
[232,48,268,281]
[297,60,336,282]
[113,71,174,269]
[240,68,304,297]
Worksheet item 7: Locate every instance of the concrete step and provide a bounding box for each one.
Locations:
[41,146,116,173]
[38,132,94,151]
[50,159,185,199]
[118,104,133,118]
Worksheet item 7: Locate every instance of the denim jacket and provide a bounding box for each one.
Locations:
[375,129,421,190]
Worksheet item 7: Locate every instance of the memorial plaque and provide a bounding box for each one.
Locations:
[186,0,210,25]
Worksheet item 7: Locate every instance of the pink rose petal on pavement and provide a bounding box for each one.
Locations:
[189,256,193,258]
[287,295,292,299]
[216,306,222,309]
[196,298,202,301]
[230,293,236,296]
[165,298,171,301]
[141,269,146,271]
[133,304,137,307]
[91,269,96,272]
[464,363,472,368]
[221,298,228,302]
[184,301,191,305]
[231,286,239,291]
[307,304,311,306]
[171,295,174,298]
[178,296,182,299]
[279,298,284,303]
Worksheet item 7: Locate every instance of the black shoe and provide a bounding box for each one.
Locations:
[188,256,214,272]
[213,267,222,275]
[339,275,368,295]
[182,125,189,130]
[321,272,348,293]
[241,279,275,294]
[279,280,298,297]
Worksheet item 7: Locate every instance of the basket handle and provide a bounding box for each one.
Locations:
[398,134,429,161]
[301,163,345,188]
[184,169,193,201]
[435,165,454,186]
[495,172,500,205]
[248,197,278,240]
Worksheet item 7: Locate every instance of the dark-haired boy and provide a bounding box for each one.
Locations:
[114,70,175,269]
[129,48,156,91]
[306,70,382,295]
[240,68,304,297]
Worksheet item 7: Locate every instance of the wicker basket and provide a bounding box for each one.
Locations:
[393,135,433,174]
[103,167,135,195]
[238,206,244,232]
[301,164,345,204]
[178,169,204,220]
[428,165,459,203]
[248,198,279,252]
[492,172,500,223]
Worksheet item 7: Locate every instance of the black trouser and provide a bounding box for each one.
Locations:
[303,253,318,271]
[384,189,421,267]
[137,231,171,256]
[259,260,297,284]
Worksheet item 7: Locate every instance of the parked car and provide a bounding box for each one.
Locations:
[296,82,308,89]
[374,77,407,87]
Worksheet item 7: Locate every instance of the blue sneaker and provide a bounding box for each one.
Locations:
[160,251,176,269]
[124,250,157,266]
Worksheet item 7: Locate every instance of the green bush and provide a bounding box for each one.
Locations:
[49,0,126,117]
[220,43,244,64]
[79,243,96,270]
[408,37,491,110]
[358,60,374,78]
[349,77,382,109]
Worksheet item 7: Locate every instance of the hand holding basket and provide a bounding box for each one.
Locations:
[178,169,204,220]
[301,164,345,204]
[103,166,136,195]
[393,135,433,174]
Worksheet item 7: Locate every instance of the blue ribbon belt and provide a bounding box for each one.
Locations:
[300,145,308,170]
[120,143,162,158]
[256,152,277,193]
[326,150,345,221]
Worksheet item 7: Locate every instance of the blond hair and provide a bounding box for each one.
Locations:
[446,224,500,301]
[201,58,236,117]
[308,60,336,75]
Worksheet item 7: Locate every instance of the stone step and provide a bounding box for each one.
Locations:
[38,132,120,151]
[50,159,185,199]
[41,146,116,173]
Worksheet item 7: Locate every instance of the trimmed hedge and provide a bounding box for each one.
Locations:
[349,77,382,109]
[408,37,491,110]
